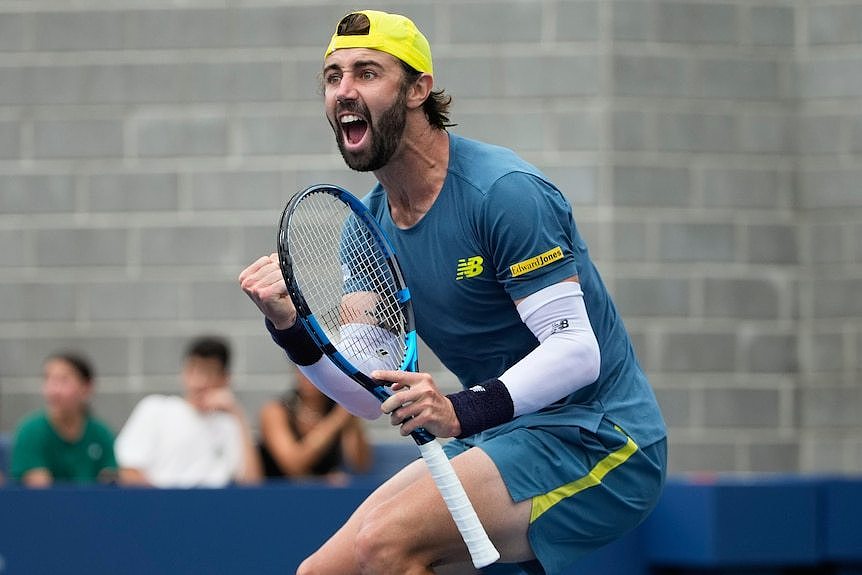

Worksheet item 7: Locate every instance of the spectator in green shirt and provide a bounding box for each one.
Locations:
[10,352,117,487]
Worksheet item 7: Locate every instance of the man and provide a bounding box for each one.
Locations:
[115,336,262,488]
[239,10,666,575]
[11,352,117,486]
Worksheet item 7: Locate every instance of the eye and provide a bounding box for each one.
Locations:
[324,72,342,85]
[359,69,377,81]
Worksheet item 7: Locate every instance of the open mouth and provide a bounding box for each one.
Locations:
[340,114,368,146]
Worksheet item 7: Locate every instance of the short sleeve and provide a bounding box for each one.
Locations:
[114,396,161,470]
[480,171,579,301]
[10,417,47,480]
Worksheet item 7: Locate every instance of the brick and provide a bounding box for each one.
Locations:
[136,117,228,157]
[457,111,546,152]
[0,175,76,213]
[240,115,331,155]
[0,283,76,322]
[88,173,179,212]
[659,222,736,262]
[139,227,237,266]
[747,441,799,473]
[190,171,284,211]
[702,168,790,210]
[35,228,128,267]
[451,2,542,43]
[805,331,846,373]
[502,55,600,97]
[799,169,862,210]
[809,5,862,45]
[613,109,649,151]
[740,112,795,153]
[611,219,649,262]
[31,11,124,51]
[661,332,737,372]
[746,333,798,374]
[123,9,229,49]
[653,387,691,427]
[554,111,601,151]
[656,2,738,44]
[140,335,193,376]
[613,277,691,317]
[751,6,795,46]
[808,223,848,265]
[668,441,737,473]
[800,387,862,427]
[798,115,846,155]
[434,56,497,99]
[85,282,180,321]
[613,1,654,41]
[703,388,781,427]
[235,5,352,48]
[538,166,598,207]
[693,59,781,100]
[556,1,600,41]
[703,278,782,319]
[0,230,28,267]
[0,121,19,158]
[814,278,862,318]
[614,55,690,98]
[748,224,798,265]
[655,112,736,153]
[796,59,862,99]
[0,336,130,378]
[189,280,259,321]
[614,165,691,207]
[34,119,124,159]
[0,13,24,51]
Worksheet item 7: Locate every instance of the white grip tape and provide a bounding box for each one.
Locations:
[417,441,501,568]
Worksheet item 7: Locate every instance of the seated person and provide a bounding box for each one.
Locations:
[259,368,371,484]
[11,352,117,486]
[115,336,262,488]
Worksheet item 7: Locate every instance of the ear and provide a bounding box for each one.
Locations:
[406,74,434,110]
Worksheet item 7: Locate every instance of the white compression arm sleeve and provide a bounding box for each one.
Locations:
[298,356,384,420]
[500,281,601,417]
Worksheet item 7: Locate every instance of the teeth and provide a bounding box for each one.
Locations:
[340,115,362,124]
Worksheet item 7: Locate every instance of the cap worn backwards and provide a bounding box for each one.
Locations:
[324,10,433,76]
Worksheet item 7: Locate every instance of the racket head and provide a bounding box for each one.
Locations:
[277,184,418,390]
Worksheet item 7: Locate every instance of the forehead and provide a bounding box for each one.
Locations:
[323,47,401,71]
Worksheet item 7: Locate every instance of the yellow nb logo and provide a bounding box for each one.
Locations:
[456,256,484,280]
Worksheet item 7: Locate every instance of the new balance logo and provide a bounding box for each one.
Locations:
[551,319,570,333]
[456,256,484,280]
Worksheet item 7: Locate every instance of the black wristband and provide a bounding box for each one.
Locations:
[265,318,323,366]
[446,379,515,439]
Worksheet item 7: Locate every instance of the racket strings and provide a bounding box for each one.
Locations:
[286,192,407,371]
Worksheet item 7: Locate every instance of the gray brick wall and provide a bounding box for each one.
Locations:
[1,0,860,474]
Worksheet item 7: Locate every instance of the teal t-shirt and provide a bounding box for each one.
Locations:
[365,133,666,447]
[11,410,117,484]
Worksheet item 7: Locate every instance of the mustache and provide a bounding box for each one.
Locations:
[336,99,368,118]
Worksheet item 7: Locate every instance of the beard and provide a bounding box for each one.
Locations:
[331,88,408,172]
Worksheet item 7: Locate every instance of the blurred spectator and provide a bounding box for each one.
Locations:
[10,352,117,487]
[115,336,262,488]
[259,367,371,485]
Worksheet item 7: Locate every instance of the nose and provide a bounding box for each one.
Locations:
[334,74,358,103]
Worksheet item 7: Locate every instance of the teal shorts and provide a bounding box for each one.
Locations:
[443,416,667,575]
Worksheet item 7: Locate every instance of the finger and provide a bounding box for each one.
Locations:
[239,255,274,283]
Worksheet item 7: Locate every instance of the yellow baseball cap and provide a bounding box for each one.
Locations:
[324,10,433,76]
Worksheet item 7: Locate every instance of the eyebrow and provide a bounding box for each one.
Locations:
[323,58,386,75]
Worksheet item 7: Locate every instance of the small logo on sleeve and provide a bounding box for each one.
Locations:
[456,256,484,280]
[509,246,564,277]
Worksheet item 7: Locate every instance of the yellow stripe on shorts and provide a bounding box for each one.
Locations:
[530,427,639,523]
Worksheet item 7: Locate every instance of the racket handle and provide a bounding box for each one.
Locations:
[417,440,501,569]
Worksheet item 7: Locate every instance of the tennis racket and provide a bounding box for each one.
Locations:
[277,183,500,569]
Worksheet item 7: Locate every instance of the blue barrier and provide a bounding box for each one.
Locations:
[0,475,860,574]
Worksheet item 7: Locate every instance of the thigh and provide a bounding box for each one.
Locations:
[302,445,534,574]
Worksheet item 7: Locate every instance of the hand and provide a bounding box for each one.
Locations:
[200,387,239,414]
[375,370,461,438]
[238,253,297,329]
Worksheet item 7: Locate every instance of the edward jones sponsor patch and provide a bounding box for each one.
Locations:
[509,246,564,277]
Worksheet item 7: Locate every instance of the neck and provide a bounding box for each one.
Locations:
[49,409,85,440]
[374,123,449,229]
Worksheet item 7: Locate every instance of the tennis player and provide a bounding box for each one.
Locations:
[239,10,667,575]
